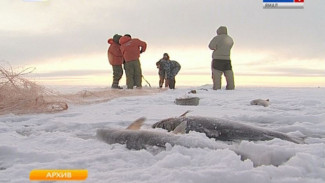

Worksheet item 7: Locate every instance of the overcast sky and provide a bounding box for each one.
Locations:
[0,0,324,86]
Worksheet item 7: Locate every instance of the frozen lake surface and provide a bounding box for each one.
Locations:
[0,86,324,183]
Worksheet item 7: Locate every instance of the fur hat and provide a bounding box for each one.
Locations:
[163,53,170,60]
[113,34,122,44]
[217,26,228,35]
[124,34,131,38]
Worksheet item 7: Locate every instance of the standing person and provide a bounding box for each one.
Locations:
[119,34,147,89]
[156,53,169,88]
[209,26,235,90]
[156,60,166,88]
[107,34,123,89]
[158,53,181,89]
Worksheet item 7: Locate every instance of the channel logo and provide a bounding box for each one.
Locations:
[263,0,304,9]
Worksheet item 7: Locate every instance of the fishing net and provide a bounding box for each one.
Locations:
[0,65,162,115]
[0,66,68,115]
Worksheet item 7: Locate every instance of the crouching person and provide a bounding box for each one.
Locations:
[158,53,181,89]
[209,26,235,90]
[107,34,123,89]
[168,60,181,89]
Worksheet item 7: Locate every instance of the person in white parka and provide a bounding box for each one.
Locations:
[209,26,235,90]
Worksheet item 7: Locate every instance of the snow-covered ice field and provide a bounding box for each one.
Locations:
[0,86,324,183]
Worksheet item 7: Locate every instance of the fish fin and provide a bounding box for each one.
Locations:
[180,110,191,117]
[173,120,187,134]
[126,117,146,130]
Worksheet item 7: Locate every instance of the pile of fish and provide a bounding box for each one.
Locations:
[96,111,304,166]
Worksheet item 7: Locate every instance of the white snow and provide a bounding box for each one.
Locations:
[0,86,324,183]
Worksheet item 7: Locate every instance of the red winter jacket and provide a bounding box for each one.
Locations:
[107,38,123,66]
[119,36,147,62]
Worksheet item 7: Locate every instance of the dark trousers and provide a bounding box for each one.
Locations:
[211,59,235,90]
[112,65,123,88]
[159,75,168,88]
[212,59,232,71]
[168,78,176,89]
[124,60,142,89]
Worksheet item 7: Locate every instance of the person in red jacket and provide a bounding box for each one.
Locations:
[107,34,123,89]
[119,34,147,89]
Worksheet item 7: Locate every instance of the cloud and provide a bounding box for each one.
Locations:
[0,29,108,64]
[237,67,325,77]
[29,69,108,77]
[0,0,324,70]
[261,67,325,77]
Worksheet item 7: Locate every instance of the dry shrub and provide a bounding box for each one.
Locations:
[0,65,163,115]
[0,66,68,115]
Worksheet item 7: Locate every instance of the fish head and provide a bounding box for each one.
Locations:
[96,128,125,144]
[152,117,183,131]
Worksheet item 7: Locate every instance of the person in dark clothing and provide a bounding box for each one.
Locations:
[156,53,170,88]
[157,53,181,89]
[168,60,181,89]
[156,60,166,88]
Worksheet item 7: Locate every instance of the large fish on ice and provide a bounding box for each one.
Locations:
[96,117,222,150]
[152,111,304,144]
[96,117,297,166]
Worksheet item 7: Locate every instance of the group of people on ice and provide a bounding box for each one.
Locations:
[107,34,146,89]
[107,26,234,90]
